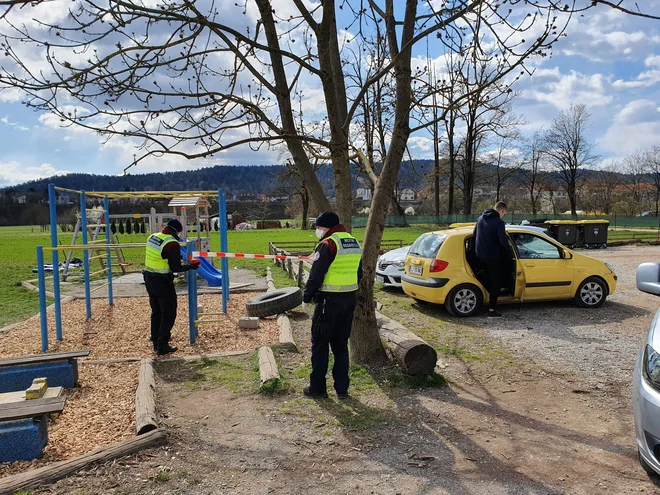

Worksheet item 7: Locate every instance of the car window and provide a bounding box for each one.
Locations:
[409,234,447,259]
[511,233,561,260]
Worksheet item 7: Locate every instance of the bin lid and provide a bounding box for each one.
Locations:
[577,219,609,225]
[545,220,580,225]
[449,222,475,228]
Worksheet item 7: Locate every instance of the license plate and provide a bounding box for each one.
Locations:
[409,265,423,276]
[376,275,384,283]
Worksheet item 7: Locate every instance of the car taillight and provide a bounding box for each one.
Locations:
[430,260,448,272]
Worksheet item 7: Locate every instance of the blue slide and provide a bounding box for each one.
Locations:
[180,246,223,287]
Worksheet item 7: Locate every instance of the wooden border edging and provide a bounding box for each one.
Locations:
[258,346,280,386]
[136,358,158,435]
[0,429,167,495]
[266,267,298,352]
[376,311,437,376]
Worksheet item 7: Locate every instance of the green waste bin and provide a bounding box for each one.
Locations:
[578,220,609,249]
[545,220,579,247]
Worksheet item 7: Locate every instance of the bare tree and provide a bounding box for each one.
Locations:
[520,130,545,215]
[485,125,524,202]
[542,104,599,215]
[645,146,660,216]
[622,151,649,216]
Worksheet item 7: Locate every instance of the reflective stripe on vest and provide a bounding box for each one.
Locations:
[144,232,178,274]
[318,232,362,292]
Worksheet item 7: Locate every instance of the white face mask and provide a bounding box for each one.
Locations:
[315,228,325,239]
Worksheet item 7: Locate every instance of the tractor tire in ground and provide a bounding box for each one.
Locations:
[246,287,303,318]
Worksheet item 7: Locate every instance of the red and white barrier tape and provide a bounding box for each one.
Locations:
[192,251,312,261]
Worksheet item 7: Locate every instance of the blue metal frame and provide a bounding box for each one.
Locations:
[48,184,63,341]
[219,190,229,313]
[103,196,114,306]
[187,240,198,344]
[36,246,48,352]
[80,191,92,319]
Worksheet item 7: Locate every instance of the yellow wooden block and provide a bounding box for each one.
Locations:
[25,377,48,400]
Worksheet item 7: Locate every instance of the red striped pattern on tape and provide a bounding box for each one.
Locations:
[192,251,311,261]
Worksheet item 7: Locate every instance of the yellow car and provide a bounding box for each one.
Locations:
[401,226,617,316]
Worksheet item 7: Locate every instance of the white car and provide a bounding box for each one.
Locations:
[376,246,410,288]
[634,263,660,477]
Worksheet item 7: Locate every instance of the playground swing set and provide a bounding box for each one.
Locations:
[34,184,231,352]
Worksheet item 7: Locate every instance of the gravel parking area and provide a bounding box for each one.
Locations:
[482,245,660,400]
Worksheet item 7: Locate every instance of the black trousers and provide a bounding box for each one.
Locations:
[478,257,502,310]
[143,274,177,350]
[309,292,357,395]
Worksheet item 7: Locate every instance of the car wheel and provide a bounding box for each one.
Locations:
[574,277,607,308]
[445,284,483,317]
[639,450,660,478]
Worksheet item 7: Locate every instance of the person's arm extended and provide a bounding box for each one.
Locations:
[497,222,509,250]
[303,243,333,303]
[163,242,192,273]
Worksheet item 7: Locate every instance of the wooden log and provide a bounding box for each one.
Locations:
[135,358,158,435]
[258,346,280,385]
[266,267,277,293]
[0,429,167,495]
[376,311,437,376]
[276,314,298,352]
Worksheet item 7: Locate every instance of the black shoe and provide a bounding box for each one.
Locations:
[303,387,328,399]
[156,345,178,356]
[487,311,503,318]
[337,392,350,400]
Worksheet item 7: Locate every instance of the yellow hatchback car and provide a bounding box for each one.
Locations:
[401,226,617,316]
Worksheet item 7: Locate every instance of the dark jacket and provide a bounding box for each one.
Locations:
[473,209,508,260]
[303,225,363,303]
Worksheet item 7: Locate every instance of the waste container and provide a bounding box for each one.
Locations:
[578,220,609,249]
[545,220,579,247]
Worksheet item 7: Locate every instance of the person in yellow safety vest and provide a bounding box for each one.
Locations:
[302,211,363,399]
[143,218,200,355]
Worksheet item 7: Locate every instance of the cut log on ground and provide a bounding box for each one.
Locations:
[276,314,297,352]
[0,429,167,495]
[258,346,280,386]
[376,311,437,376]
[135,358,157,435]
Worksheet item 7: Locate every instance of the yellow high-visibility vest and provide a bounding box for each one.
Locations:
[144,232,178,274]
[318,232,362,292]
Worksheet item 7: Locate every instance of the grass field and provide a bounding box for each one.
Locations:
[0,225,430,329]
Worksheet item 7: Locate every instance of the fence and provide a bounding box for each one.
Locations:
[351,214,660,229]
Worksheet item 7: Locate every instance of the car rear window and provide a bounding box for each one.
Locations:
[408,234,447,259]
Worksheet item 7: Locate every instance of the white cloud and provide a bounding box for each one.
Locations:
[523,69,613,110]
[0,161,71,187]
[600,100,660,155]
[1,115,29,131]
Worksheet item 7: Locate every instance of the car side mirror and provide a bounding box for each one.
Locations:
[637,263,660,296]
[562,249,573,260]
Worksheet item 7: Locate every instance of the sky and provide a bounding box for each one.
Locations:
[1,2,660,188]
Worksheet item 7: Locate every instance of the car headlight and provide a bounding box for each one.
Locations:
[645,345,660,389]
[393,260,405,269]
[605,262,616,275]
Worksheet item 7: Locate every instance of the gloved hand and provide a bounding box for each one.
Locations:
[190,259,201,270]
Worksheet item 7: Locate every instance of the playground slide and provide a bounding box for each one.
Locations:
[180,246,223,287]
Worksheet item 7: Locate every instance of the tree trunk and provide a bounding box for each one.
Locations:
[351,0,417,366]
[447,121,456,216]
[256,0,330,214]
[433,118,440,218]
[301,190,309,230]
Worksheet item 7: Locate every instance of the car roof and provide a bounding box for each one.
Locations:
[421,225,550,238]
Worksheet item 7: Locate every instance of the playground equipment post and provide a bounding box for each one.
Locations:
[80,191,92,319]
[104,196,114,306]
[36,246,48,352]
[219,189,229,313]
[48,183,63,341]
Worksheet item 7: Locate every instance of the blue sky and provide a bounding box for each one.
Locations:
[1,2,660,187]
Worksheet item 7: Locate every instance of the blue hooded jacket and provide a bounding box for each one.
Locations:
[473,209,509,260]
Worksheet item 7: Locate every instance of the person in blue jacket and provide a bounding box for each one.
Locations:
[473,201,508,318]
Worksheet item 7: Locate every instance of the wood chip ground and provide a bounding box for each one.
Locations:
[0,362,138,479]
[0,292,279,360]
[0,292,277,478]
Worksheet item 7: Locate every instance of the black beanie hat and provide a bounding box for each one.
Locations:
[166,218,183,232]
[315,211,340,228]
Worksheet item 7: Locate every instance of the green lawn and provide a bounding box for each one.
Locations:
[0,225,430,329]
